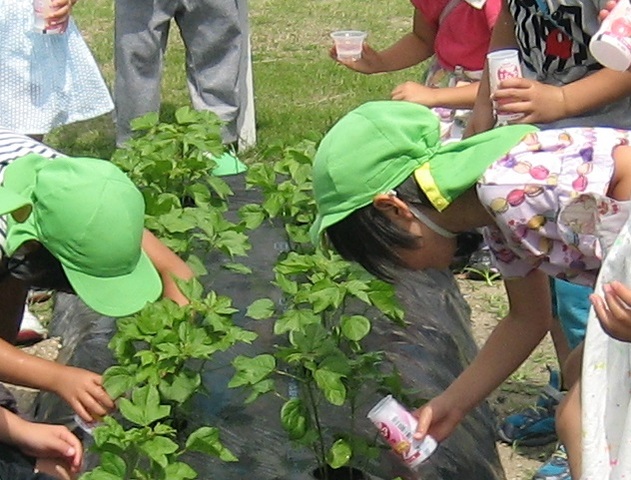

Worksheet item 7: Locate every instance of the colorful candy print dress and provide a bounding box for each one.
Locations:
[0,0,113,134]
[477,127,631,286]
[477,127,631,479]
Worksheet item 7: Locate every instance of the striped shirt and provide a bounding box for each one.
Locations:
[0,129,60,258]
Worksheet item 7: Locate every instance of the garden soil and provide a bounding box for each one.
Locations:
[9,275,559,480]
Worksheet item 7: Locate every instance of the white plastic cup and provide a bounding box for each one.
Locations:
[367,395,438,470]
[330,30,367,61]
[486,49,524,123]
[73,414,100,436]
[33,0,68,34]
[590,0,631,71]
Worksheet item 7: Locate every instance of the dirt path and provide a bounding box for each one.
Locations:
[458,276,559,480]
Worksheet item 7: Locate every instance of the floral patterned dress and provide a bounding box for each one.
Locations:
[477,127,631,479]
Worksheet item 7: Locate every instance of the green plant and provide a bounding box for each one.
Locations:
[462,266,502,286]
[230,143,407,479]
[112,107,251,274]
[81,279,254,480]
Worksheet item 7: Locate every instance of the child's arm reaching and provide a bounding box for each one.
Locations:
[591,281,631,342]
[391,80,481,110]
[141,229,195,307]
[331,9,436,74]
[0,407,83,477]
[0,337,114,422]
[492,68,631,125]
[412,269,553,441]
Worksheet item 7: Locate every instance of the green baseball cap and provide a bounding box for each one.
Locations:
[3,154,162,317]
[310,101,538,242]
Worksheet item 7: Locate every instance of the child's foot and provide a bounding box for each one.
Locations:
[532,444,571,480]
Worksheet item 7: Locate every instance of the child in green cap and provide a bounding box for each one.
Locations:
[312,100,631,479]
[0,131,194,426]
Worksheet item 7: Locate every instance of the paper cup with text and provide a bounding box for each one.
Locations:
[590,0,631,71]
[367,395,438,470]
[331,30,367,61]
[487,49,524,123]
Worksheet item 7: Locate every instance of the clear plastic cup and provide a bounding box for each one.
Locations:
[486,49,524,123]
[590,0,631,71]
[33,0,69,34]
[367,395,437,470]
[330,30,367,61]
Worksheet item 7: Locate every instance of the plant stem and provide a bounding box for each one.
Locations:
[306,380,328,480]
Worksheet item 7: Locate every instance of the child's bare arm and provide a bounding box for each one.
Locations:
[141,229,194,306]
[391,80,480,109]
[465,1,518,136]
[333,9,436,74]
[413,269,553,441]
[494,68,631,124]
[0,337,113,421]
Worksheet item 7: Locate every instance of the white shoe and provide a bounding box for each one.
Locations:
[17,307,46,344]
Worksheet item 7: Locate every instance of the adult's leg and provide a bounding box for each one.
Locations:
[175,0,242,144]
[114,0,175,146]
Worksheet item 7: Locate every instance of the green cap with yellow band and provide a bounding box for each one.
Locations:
[310,101,538,243]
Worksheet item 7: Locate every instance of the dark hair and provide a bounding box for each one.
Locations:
[325,176,429,282]
[325,176,483,282]
[4,244,73,292]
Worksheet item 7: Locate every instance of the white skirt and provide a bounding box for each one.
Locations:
[0,0,113,134]
[582,213,631,479]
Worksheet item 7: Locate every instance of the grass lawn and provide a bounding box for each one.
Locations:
[48,0,423,159]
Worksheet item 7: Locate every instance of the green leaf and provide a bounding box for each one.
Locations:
[139,435,179,468]
[327,438,352,469]
[79,467,124,480]
[340,315,371,341]
[244,378,275,404]
[185,254,208,276]
[246,299,275,320]
[130,112,159,131]
[185,427,238,462]
[274,309,320,335]
[102,366,136,399]
[314,369,346,406]
[222,262,252,274]
[118,385,171,426]
[280,399,308,440]
[229,354,276,388]
[159,371,201,404]
[99,452,127,477]
[163,462,198,480]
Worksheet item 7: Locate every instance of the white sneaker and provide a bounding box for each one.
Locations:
[17,306,46,344]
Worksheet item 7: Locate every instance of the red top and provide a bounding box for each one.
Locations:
[411,0,502,71]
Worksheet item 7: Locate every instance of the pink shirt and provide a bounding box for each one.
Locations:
[411,0,501,71]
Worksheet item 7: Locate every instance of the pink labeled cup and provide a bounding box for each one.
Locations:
[590,0,631,71]
[33,0,69,34]
[367,395,437,470]
[487,49,524,123]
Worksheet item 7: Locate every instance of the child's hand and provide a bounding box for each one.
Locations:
[600,0,619,21]
[412,394,465,443]
[329,43,385,74]
[591,281,631,342]
[53,366,115,422]
[492,77,568,124]
[47,0,75,24]
[391,82,437,107]
[12,420,83,475]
